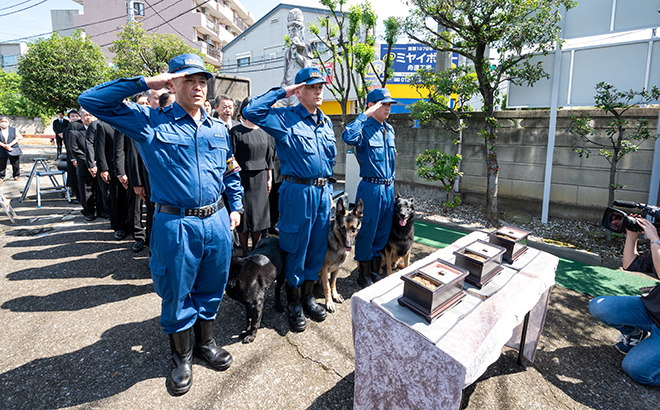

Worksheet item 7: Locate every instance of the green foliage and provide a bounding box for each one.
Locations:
[566,82,660,206]
[0,71,51,124]
[110,22,207,78]
[402,0,575,221]
[308,0,378,126]
[18,31,109,114]
[376,16,399,87]
[408,65,477,130]
[416,148,463,209]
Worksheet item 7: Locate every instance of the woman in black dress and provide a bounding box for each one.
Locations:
[231,97,275,254]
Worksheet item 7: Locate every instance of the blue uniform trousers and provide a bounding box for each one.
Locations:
[277,181,331,288]
[354,181,394,262]
[149,205,232,334]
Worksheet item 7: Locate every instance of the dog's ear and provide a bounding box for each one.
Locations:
[395,193,400,199]
[353,198,364,218]
[336,198,345,215]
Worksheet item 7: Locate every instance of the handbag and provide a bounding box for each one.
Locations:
[7,144,22,156]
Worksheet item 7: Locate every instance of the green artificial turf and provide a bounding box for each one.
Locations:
[413,220,659,297]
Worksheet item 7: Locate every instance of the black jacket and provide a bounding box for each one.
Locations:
[94,120,126,178]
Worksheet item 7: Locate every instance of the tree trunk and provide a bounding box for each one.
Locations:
[485,127,499,223]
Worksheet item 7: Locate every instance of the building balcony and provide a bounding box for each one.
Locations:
[199,42,221,66]
[194,15,234,46]
[193,0,252,35]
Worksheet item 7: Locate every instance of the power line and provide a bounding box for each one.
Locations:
[0,0,48,18]
[0,0,34,12]
[98,0,212,48]
[0,0,167,44]
[142,0,199,48]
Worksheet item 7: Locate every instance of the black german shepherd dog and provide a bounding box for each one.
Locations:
[319,198,363,313]
[381,195,415,276]
[226,237,285,343]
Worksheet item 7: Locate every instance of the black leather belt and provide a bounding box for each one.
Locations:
[363,177,393,186]
[284,175,337,187]
[158,199,224,218]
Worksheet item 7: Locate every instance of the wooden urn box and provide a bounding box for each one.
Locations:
[488,226,530,263]
[453,239,506,288]
[398,259,469,323]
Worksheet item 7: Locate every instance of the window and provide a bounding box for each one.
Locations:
[1,55,17,67]
[236,52,251,68]
[134,2,145,16]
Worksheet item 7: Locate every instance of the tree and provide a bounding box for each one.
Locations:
[567,82,660,209]
[0,71,51,124]
[308,0,377,127]
[18,31,108,113]
[110,22,211,78]
[402,0,576,222]
[416,148,463,211]
[372,16,398,88]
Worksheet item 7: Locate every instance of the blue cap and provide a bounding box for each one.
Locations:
[168,53,213,80]
[367,88,397,104]
[295,67,328,85]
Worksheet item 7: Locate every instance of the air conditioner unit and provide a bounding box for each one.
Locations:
[204,34,211,42]
[202,7,209,15]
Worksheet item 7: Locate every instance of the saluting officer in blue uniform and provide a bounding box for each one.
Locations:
[242,67,335,332]
[79,54,244,395]
[342,88,397,288]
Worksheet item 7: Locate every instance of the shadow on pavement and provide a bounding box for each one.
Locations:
[0,318,166,410]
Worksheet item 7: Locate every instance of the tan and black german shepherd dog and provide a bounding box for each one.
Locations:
[381,195,415,276]
[319,198,363,313]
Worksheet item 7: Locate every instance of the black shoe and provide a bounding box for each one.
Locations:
[98,212,110,219]
[85,214,96,221]
[114,229,126,240]
[72,199,81,204]
[132,239,145,252]
[168,329,193,395]
[371,256,384,283]
[301,280,327,322]
[268,226,279,235]
[192,319,233,370]
[286,284,306,332]
[357,261,374,289]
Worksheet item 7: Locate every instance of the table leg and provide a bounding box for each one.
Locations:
[517,311,531,366]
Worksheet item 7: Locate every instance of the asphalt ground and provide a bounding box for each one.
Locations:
[0,147,658,409]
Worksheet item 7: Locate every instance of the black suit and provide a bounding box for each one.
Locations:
[63,120,82,199]
[95,120,128,231]
[52,118,70,156]
[69,123,102,217]
[126,138,153,243]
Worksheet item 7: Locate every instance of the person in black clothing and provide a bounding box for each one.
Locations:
[589,216,660,385]
[63,110,82,202]
[0,115,23,182]
[69,109,103,221]
[95,120,129,239]
[52,111,69,157]
[230,97,275,254]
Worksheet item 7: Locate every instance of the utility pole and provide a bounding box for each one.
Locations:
[126,0,135,22]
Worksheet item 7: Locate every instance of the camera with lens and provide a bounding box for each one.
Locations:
[602,201,660,233]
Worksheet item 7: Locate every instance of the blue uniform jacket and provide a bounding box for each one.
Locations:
[342,113,396,180]
[78,77,243,211]
[242,87,336,180]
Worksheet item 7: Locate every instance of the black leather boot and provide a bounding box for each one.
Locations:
[192,319,232,370]
[286,283,306,332]
[357,261,374,289]
[371,256,384,282]
[168,329,193,395]
[301,280,327,322]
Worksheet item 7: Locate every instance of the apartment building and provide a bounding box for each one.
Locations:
[69,0,254,69]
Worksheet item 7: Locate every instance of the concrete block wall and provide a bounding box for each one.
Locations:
[331,108,660,222]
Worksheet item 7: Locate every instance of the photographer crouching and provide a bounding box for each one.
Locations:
[590,207,660,386]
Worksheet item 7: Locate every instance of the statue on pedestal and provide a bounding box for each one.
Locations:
[280,8,313,106]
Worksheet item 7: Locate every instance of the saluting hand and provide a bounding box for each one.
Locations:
[364,101,382,118]
[283,82,306,98]
[144,72,187,91]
